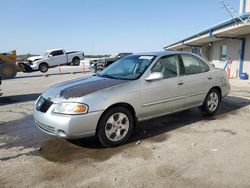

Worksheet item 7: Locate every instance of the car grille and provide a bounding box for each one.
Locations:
[27,60,33,65]
[35,120,55,134]
[36,97,53,113]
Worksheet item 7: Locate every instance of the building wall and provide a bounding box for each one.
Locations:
[210,34,250,78]
[177,35,250,78]
[211,39,241,78]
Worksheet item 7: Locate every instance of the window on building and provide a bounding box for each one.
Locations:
[220,45,227,61]
[192,47,203,57]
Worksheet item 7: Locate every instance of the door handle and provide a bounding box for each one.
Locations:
[208,76,213,80]
[178,81,184,85]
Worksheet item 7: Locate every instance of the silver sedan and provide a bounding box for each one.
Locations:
[33,51,230,147]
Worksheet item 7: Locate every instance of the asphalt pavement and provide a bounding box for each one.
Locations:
[1,72,250,188]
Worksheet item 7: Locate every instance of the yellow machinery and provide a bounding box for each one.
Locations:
[0,50,19,79]
[0,50,31,80]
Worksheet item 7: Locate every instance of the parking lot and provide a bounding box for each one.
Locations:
[1,67,250,188]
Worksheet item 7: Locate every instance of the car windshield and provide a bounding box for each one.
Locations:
[43,52,50,57]
[98,55,156,80]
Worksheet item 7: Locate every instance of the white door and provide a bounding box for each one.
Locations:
[49,50,67,66]
[141,55,186,119]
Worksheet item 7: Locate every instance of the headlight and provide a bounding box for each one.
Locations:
[53,102,88,115]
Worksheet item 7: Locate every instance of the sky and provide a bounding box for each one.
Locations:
[0,0,239,55]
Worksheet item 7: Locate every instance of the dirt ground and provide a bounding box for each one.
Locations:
[1,72,250,188]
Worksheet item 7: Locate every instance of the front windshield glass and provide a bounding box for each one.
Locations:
[107,54,116,58]
[43,52,50,57]
[98,55,156,80]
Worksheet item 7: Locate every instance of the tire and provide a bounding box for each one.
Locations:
[200,88,221,116]
[39,63,49,73]
[72,57,80,66]
[0,62,17,79]
[97,106,134,147]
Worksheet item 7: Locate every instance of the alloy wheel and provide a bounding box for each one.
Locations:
[207,92,219,112]
[105,112,129,142]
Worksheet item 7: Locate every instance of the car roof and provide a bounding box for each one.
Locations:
[132,50,194,57]
[46,48,64,53]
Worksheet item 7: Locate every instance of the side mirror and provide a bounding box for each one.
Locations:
[48,54,52,58]
[145,72,164,82]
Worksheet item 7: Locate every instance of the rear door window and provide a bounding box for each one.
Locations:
[181,54,210,75]
[57,50,64,55]
[51,50,64,56]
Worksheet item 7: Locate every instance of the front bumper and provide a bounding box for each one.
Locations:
[89,64,104,72]
[30,63,39,70]
[33,104,104,139]
[16,62,35,72]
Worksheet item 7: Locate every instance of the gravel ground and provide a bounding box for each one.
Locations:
[0,73,250,188]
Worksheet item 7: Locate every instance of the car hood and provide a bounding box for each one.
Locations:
[28,56,44,62]
[104,57,116,61]
[42,76,128,102]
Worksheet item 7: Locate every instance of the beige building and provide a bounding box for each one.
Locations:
[165,0,250,79]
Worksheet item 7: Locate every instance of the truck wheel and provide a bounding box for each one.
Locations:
[0,62,17,79]
[97,106,134,147]
[72,57,80,66]
[39,63,49,73]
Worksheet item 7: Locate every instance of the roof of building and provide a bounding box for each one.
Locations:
[165,13,250,50]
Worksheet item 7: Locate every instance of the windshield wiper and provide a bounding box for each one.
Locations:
[98,74,133,80]
[99,74,119,79]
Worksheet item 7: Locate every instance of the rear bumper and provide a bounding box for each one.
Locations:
[221,83,230,97]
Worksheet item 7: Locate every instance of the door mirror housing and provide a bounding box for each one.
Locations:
[145,72,164,82]
[48,54,52,58]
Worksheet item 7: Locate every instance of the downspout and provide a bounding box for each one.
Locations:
[239,38,246,76]
[240,0,246,15]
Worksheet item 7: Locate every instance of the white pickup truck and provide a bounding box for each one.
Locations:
[27,49,84,73]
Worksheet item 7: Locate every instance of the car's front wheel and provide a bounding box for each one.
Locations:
[97,106,134,147]
[39,63,49,73]
[201,88,221,116]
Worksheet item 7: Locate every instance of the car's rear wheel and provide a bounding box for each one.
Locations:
[72,57,80,66]
[39,63,49,73]
[97,106,134,147]
[200,88,221,116]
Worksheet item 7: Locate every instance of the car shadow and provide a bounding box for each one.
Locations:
[0,95,249,163]
[0,93,41,105]
[69,95,250,149]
